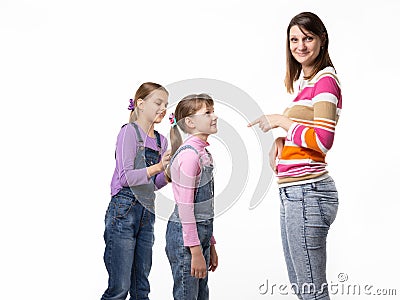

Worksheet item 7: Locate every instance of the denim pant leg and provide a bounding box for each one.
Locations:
[102,195,138,300]
[197,244,210,300]
[130,206,155,300]
[280,197,303,300]
[166,221,206,300]
[280,179,338,300]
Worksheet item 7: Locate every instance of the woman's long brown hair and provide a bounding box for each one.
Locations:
[284,12,335,93]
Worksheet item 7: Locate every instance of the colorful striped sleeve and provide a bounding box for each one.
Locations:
[286,75,341,154]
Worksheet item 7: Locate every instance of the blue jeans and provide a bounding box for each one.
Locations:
[101,188,155,300]
[279,176,338,300]
[165,220,212,300]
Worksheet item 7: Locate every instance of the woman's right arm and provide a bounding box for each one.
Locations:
[269,137,285,173]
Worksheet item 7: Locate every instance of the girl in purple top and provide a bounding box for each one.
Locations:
[101,82,171,300]
[165,94,219,300]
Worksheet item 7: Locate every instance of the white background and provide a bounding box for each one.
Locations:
[1,0,399,299]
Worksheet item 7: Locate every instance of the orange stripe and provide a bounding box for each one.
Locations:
[292,119,335,130]
[281,145,325,162]
[298,120,315,126]
[314,123,335,131]
[315,118,336,126]
[304,129,321,152]
[290,120,315,127]
[292,119,336,128]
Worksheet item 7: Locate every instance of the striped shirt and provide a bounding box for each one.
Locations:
[277,66,342,185]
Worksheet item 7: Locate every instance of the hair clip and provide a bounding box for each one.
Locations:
[169,113,177,126]
[128,99,135,110]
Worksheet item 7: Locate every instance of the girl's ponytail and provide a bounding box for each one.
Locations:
[129,109,139,123]
[165,120,183,182]
[170,124,183,159]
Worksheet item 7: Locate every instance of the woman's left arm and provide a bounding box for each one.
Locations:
[249,76,341,155]
[285,76,341,154]
[248,114,294,132]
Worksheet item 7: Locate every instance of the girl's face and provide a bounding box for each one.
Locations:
[139,89,169,124]
[188,103,218,138]
[289,25,322,69]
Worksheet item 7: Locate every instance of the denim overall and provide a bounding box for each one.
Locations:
[165,145,214,300]
[102,122,161,300]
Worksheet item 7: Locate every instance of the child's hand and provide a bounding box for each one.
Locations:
[209,245,218,272]
[190,246,207,278]
[160,149,172,171]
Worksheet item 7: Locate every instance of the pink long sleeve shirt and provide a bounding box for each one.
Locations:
[170,135,216,247]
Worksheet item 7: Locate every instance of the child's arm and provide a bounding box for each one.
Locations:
[190,245,207,278]
[171,149,202,246]
[172,148,209,278]
[116,125,152,187]
[209,244,218,272]
[116,125,170,187]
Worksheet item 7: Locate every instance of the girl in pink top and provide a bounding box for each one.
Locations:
[165,94,218,300]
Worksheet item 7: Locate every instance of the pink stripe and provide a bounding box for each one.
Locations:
[294,76,342,108]
[277,166,326,178]
[314,127,335,150]
[278,162,326,173]
[278,164,326,174]
[292,124,306,146]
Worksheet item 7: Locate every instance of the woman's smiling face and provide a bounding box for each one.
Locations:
[289,25,322,70]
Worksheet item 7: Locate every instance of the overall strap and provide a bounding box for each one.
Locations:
[171,144,199,164]
[204,148,213,165]
[154,130,162,152]
[130,122,143,144]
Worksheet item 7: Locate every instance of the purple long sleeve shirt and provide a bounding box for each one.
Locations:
[110,122,168,196]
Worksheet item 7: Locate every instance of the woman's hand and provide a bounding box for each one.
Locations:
[248,115,274,132]
[209,245,218,272]
[248,114,293,132]
[269,137,285,174]
[190,246,207,278]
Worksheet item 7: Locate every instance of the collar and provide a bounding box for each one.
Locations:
[183,135,210,150]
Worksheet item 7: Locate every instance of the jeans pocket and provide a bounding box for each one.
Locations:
[140,208,155,228]
[114,195,136,218]
[318,195,339,226]
[280,186,304,201]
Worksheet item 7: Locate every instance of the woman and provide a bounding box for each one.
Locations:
[249,12,342,300]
